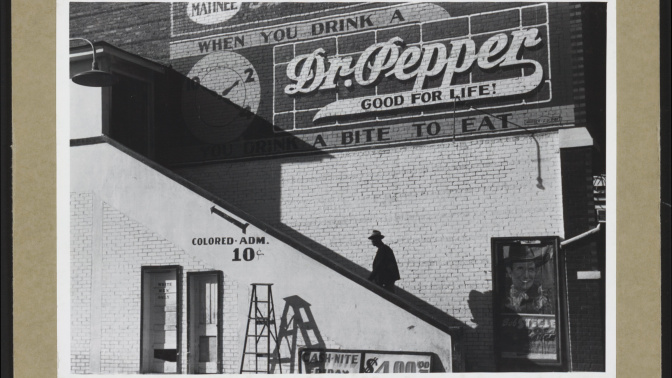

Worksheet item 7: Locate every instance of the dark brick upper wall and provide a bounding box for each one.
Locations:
[70,2,171,63]
[69,2,379,64]
[69,3,590,147]
[70,2,581,105]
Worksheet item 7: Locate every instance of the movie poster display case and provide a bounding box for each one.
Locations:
[491,236,568,371]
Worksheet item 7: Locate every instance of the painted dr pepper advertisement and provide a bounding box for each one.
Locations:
[162,2,575,165]
[491,237,567,369]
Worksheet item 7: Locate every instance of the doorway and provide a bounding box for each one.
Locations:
[141,266,182,373]
[187,271,223,374]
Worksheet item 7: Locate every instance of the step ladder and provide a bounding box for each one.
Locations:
[240,284,282,374]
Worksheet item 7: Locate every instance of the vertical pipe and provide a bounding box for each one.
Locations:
[452,97,459,142]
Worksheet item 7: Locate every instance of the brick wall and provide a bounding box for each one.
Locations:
[70,193,93,373]
[70,2,171,63]
[69,2,371,65]
[70,189,384,373]
[561,147,605,371]
[70,193,240,374]
[175,131,565,371]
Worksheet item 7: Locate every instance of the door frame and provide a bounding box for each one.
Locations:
[140,265,183,374]
[186,271,224,374]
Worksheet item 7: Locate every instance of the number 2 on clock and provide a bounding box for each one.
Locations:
[244,68,255,83]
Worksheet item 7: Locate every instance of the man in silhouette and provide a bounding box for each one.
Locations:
[367,230,400,293]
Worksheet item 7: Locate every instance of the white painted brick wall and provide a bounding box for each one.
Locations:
[70,195,240,374]
[70,193,93,373]
[175,132,565,370]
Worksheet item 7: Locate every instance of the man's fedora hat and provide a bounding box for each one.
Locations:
[368,230,385,240]
[504,244,550,266]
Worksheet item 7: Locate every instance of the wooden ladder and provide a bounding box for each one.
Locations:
[240,283,282,374]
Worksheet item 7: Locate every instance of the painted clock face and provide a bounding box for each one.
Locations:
[182,51,261,144]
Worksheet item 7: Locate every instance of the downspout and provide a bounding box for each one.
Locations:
[560,223,602,247]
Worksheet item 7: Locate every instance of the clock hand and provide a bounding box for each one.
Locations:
[221,80,240,97]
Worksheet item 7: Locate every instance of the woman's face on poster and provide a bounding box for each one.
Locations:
[507,261,537,291]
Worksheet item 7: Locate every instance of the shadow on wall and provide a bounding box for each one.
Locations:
[467,289,549,372]
[124,67,481,371]
[270,296,325,373]
[465,290,497,372]
[268,295,450,374]
[267,226,473,371]
[152,67,332,166]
